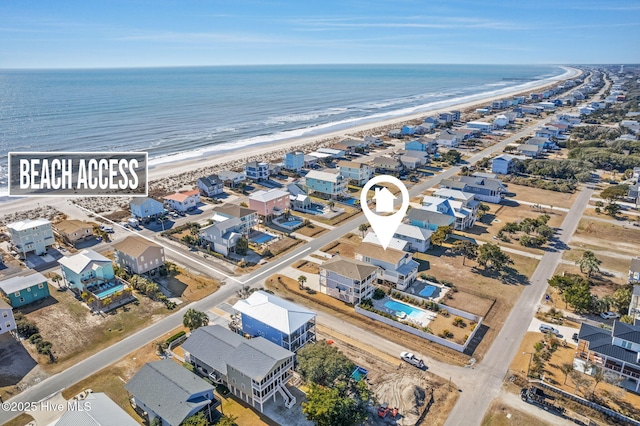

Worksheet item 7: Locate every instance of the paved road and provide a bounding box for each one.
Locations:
[0,84,590,424]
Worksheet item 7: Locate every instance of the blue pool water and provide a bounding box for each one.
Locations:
[339,198,357,205]
[281,220,302,227]
[252,234,275,244]
[384,300,424,319]
[351,366,368,382]
[95,284,125,300]
[419,285,437,298]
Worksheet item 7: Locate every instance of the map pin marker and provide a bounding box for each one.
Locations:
[360,175,410,250]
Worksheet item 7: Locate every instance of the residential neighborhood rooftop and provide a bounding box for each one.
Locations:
[233,291,316,335]
[58,250,111,274]
[163,189,200,202]
[0,272,48,294]
[112,235,161,258]
[7,218,51,231]
[355,242,408,264]
[215,204,256,218]
[320,255,379,281]
[249,188,289,203]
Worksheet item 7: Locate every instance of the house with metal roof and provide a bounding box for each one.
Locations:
[125,359,218,426]
[354,242,419,291]
[286,183,311,211]
[182,325,296,413]
[516,144,543,158]
[58,250,115,291]
[113,236,165,275]
[0,272,50,307]
[575,321,640,393]
[197,174,224,197]
[232,291,316,352]
[319,256,379,304]
[0,299,16,335]
[55,392,139,426]
[7,218,55,257]
[130,197,165,220]
[249,189,290,222]
[305,169,348,199]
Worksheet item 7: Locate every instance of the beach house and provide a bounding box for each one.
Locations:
[200,217,244,257]
[7,219,55,257]
[516,144,543,158]
[0,300,16,336]
[422,195,476,230]
[113,236,165,275]
[284,151,304,171]
[405,139,437,154]
[55,393,139,426]
[364,223,432,252]
[319,256,379,304]
[439,111,460,122]
[244,161,270,182]
[125,359,219,426]
[54,220,94,245]
[0,272,50,308]
[407,208,455,231]
[491,154,526,175]
[354,242,419,291]
[130,197,165,220]
[182,325,296,413]
[435,130,459,148]
[466,121,494,133]
[197,174,224,197]
[338,160,371,186]
[249,189,290,222]
[629,285,640,321]
[218,170,247,188]
[629,258,640,283]
[575,321,640,393]
[58,250,115,292]
[163,189,200,212]
[286,183,311,211]
[493,115,509,128]
[305,169,347,199]
[232,290,316,352]
[439,176,506,204]
[364,135,384,146]
[371,156,404,175]
[213,205,258,234]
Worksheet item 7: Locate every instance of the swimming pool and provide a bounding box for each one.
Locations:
[384,300,424,319]
[419,285,437,298]
[280,220,302,227]
[251,234,275,244]
[351,366,368,382]
[339,198,357,205]
[94,284,125,300]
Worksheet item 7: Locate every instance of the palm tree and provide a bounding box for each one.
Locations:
[51,274,62,288]
[358,223,369,237]
[560,362,574,385]
[575,250,601,277]
[328,201,335,211]
[298,275,307,290]
[183,308,209,331]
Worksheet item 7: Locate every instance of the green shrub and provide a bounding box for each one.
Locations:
[166,330,186,344]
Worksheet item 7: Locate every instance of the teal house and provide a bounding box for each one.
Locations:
[58,250,115,291]
[0,272,50,308]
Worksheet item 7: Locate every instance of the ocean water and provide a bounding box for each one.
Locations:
[0,64,567,185]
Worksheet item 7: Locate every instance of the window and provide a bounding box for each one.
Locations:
[2,312,7,318]
[38,283,44,289]
[20,298,25,303]
[5,322,10,328]
[27,288,31,292]
[14,291,20,297]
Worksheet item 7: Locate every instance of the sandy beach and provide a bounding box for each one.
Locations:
[0,66,581,219]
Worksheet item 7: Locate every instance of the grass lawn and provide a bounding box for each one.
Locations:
[506,183,579,209]
[413,249,539,361]
[295,223,329,238]
[22,287,169,375]
[572,219,640,257]
[481,399,551,426]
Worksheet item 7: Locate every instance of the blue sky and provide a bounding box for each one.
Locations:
[1,0,639,68]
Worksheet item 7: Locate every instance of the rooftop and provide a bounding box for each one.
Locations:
[7,218,51,231]
[337,160,368,169]
[130,197,162,207]
[112,235,161,258]
[163,189,200,202]
[58,250,111,274]
[55,392,138,426]
[630,257,640,274]
[407,208,455,227]
[215,204,256,219]
[233,291,316,335]
[355,242,409,265]
[306,169,342,183]
[0,272,48,294]
[320,255,379,281]
[54,219,93,234]
[249,188,289,203]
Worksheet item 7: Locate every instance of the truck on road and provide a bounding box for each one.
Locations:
[400,352,425,369]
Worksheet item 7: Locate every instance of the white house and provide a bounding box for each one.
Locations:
[218,170,246,188]
[422,194,476,230]
[435,130,459,148]
[466,121,494,132]
[163,189,200,212]
[7,219,55,257]
[493,115,509,128]
[354,242,419,291]
[491,154,526,175]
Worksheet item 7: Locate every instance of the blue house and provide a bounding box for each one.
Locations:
[401,125,417,136]
[0,272,50,308]
[491,154,525,175]
[405,139,435,153]
[232,291,316,353]
[58,250,115,291]
[406,208,455,231]
[284,151,304,171]
[130,197,165,220]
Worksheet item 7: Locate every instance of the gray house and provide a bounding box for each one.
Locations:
[319,255,379,304]
[182,325,296,413]
[125,359,218,426]
[197,174,224,197]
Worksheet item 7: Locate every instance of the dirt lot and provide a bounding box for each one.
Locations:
[268,236,303,256]
[552,263,626,303]
[19,287,168,376]
[428,313,470,345]
[292,259,320,275]
[413,249,539,361]
[319,234,361,258]
[157,266,221,301]
[295,223,329,238]
[461,202,566,254]
[481,399,551,426]
[572,219,640,257]
[442,290,495,318]
[317,328,459,426]
[506,183,579,209]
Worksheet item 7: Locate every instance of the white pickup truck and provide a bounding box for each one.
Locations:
[400,352,425,369]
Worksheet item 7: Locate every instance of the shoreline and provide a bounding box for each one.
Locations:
[147,66,580,186]
[0,66,582,216]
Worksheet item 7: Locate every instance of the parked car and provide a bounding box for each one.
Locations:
[600,311,620,320]
[572,333,579,342]
[539,324,560,335]
[400,352,425,368]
